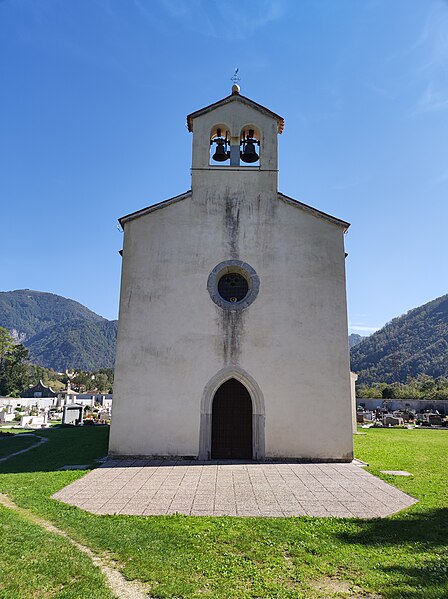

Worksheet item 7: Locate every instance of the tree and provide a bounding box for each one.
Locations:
[27,364,65,392]
[0,328,30,396]
[72,370,92,391]
[0,327,15,370]
[94,373,109,393]
[382,386,396,399]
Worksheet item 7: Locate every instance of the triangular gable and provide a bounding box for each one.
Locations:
[187,92,284,133]
[119,190,349,231]
[278,192,350,231]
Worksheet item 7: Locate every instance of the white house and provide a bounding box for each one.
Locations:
[109,85,353,461]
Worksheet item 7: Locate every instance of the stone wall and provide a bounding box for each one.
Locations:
[357,398,448,413]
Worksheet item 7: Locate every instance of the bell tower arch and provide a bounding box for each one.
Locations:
[187,85,284,195]
[239,125,260,165]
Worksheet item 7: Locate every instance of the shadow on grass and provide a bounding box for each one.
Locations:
[365,561,448,599]
[337,508,448,548]
[0,427,359,473]
[335,508,448,597]
[380,563,448,596]
[0,426,110,474]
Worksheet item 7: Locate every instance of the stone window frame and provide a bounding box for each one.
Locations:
[207,259,260,310]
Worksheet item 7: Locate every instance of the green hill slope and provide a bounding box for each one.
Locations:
[0,290,117,371]
[349,333,365,348]
[0,289,104,341]
[25,318,118,371]
[350,294,448,384]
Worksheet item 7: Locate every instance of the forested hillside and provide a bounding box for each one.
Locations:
[0,290,117,371]
[349,333,365,348]
[0,290,104,341]
[25,318,118,371]
[350,294,448,384]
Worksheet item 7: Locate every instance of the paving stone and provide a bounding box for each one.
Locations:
[52,460,418,518]
[190,508,214,516]
[283,508,307,517]
[380,470,413,476]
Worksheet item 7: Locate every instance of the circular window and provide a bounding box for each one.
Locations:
[218,272,249,302]
[208,260,259,310]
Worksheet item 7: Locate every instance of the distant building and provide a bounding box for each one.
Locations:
[110,86,353,461]
[21,380,57,399]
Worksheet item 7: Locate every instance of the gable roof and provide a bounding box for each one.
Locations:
[20,379,57,398]
[119,190,349,231]
[187,91,285,134]
[278,192,350,230]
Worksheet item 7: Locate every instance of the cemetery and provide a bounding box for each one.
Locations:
[0,379,112,429]
[0,399,111,429]
[356,401,448,429]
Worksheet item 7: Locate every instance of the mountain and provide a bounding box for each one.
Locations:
[349,333,365,349]
[0,290,104,342]
[350,294,448,384]
[0,290,117,371]
[25,318,118,372]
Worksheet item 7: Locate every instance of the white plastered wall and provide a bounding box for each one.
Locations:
[109,194,353,460]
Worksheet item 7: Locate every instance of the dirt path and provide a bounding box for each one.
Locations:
[0,493,150,599]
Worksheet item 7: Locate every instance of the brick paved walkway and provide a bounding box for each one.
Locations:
[53,460,417,518]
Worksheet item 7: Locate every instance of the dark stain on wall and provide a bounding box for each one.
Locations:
[225,194,240,259]
[221,309,244,365]
[217,193,244,364]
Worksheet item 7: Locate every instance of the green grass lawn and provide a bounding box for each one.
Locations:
[0,426,446,598]
[0,433,39,458]
[0,426,25,433]
[0,503,114,599]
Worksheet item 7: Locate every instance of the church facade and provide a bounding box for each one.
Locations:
[109,86,353,461]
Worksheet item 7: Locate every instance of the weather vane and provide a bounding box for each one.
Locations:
[230,68,240,84]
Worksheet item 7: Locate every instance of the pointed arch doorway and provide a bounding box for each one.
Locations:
[199,367,265,460]
[211,378,252,459]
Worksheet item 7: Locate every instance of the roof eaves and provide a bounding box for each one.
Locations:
[187,93,284,133]
[38,379,56,394]
[278,192,350,230]
[119,190,192,226]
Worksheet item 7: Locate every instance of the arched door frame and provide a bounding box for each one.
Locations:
[199,366,265,460]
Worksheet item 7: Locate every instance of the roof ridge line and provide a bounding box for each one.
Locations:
[187,93,284,133]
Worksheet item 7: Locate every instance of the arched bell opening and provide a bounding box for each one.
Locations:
[209,124,230,165]
[211,378,252,459]
[240,125,260,166]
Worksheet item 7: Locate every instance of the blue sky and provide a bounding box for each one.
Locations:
[1,0,447,334]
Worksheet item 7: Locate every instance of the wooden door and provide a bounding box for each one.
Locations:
[211,379,252,459]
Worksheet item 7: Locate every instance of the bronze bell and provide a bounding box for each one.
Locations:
[240,130,259,163]
[240,140,259,163]
[212,139,229,162]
